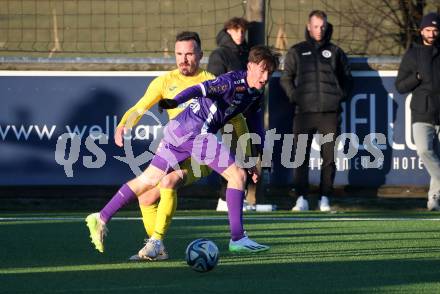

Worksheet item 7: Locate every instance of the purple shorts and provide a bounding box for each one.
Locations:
[150,121,234,175]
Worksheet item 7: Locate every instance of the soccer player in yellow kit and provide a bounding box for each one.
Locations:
[85,31,251,260]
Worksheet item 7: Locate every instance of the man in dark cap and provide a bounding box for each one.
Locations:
[395,12,440,210]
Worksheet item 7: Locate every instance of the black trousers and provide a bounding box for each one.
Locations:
[292,112,339,197]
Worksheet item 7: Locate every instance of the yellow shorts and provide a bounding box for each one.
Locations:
[180,158,213,186]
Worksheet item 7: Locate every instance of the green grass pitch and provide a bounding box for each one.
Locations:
[1,211,440,293]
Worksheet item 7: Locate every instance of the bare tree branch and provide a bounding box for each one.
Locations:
[322,0,429,55]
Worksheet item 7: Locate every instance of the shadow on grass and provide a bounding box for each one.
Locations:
[1,258,440,293]
[2,214,440,293]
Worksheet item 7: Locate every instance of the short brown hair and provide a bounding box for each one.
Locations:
[175,31,201,51]
[224,17,249,30]
[308,10,327,21]
[248,45,280,73]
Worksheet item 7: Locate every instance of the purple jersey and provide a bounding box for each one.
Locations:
[172,70,264,137]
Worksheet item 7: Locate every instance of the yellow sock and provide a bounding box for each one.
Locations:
[139,203,158,238]
[152,188,177,240]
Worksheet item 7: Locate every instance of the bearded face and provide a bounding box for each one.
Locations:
[421,26,439,46]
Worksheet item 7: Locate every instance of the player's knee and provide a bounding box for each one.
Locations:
[238,168,248,184]
[138,191,160,206]
[229,167,247,186]
[160,172,184,189]
[133,174,159,193]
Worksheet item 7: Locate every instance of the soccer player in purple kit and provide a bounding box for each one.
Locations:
[96,45,279,253]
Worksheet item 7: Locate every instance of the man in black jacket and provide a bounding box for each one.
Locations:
[395,12,440,211]
[280,10,352,211]
[207,17,249,76]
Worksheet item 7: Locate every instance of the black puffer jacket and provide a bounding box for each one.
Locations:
[395,39,440,124]
[280,23,352,113]
[207,29,249,76]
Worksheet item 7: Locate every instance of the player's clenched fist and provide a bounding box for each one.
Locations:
[247,166,260,184]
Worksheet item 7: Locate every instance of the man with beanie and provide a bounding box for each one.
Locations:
[395,12,440,210]
[280,10,352,211]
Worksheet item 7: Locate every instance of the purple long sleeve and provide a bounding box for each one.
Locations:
[171,70,264,136]
[173,84,204,105]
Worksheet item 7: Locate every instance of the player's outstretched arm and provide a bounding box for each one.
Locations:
[171,84,205,105]
[158,99,179,112]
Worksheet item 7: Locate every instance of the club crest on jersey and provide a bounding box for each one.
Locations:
[322,50,332,58]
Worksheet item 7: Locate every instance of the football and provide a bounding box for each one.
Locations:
[185,238,219,272]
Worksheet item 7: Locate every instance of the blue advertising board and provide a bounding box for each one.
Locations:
[0,70,429,187]
[0,71,168,185]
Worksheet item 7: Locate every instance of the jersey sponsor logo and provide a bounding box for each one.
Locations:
[209,84,228,93]
[322,50,332,58]
[235,86,246,92]
[233,78,245,85]
[302,51,312,56]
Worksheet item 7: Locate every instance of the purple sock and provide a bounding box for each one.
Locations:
[100,184,137,223]
[226,188,245,241]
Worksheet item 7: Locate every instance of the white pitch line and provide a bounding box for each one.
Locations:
[0,70,167,77]
[0,216,440,222]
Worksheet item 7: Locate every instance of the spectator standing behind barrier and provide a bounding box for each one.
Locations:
[280,10,352,212]
[395,13,440,211]
[207,17,249,76]
[207,17,261,211]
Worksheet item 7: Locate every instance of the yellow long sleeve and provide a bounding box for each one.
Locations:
[118,76,164,128]
[117,69,215,129]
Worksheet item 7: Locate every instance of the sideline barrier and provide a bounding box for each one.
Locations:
[0,66,427,188]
